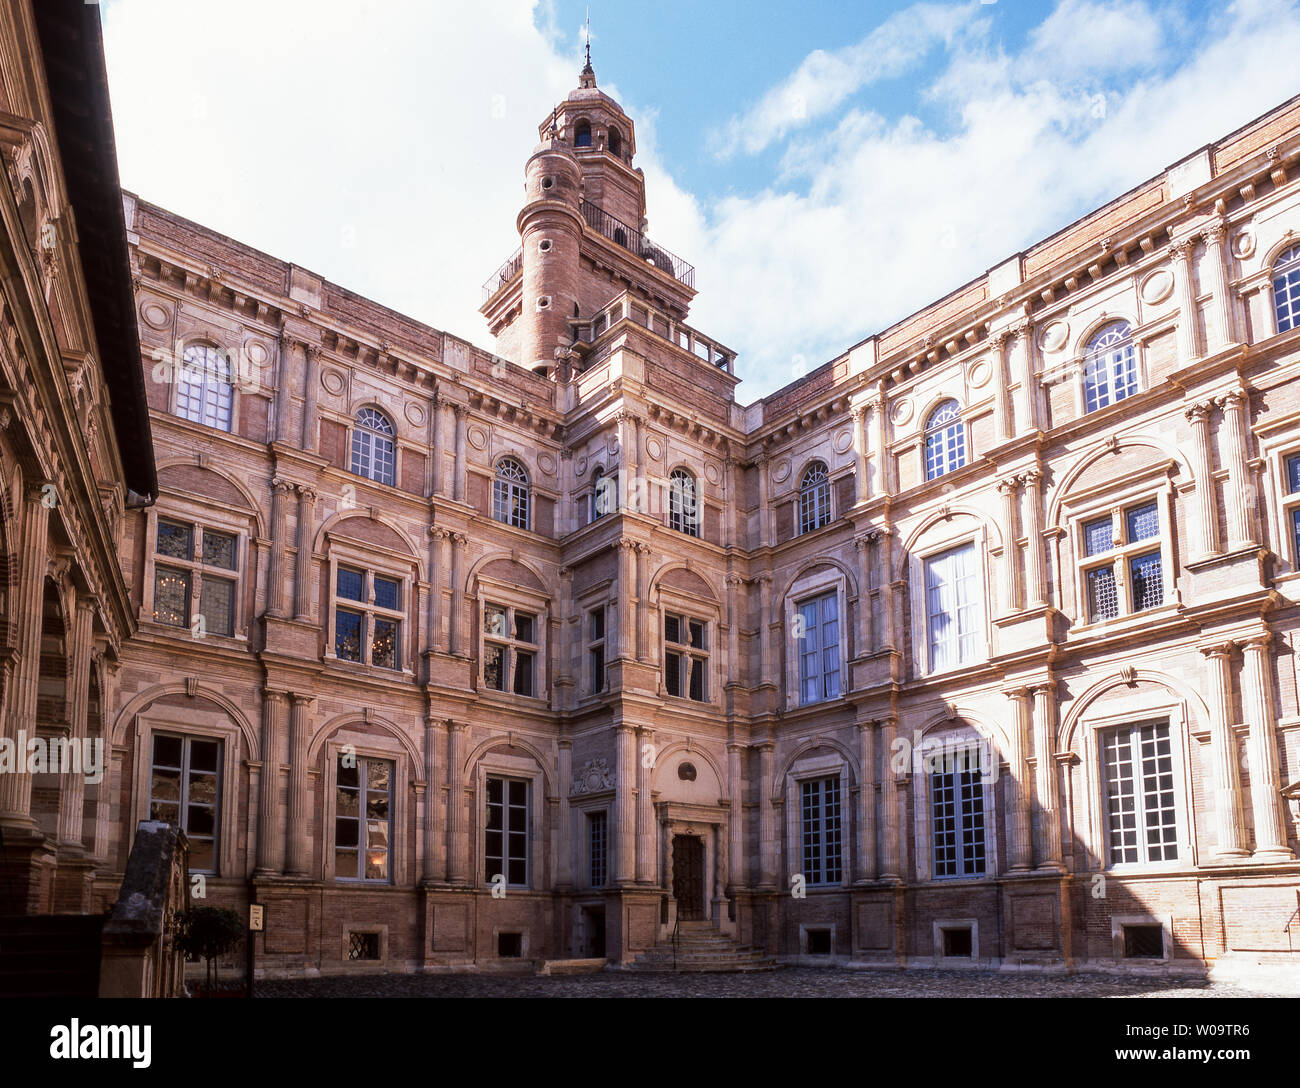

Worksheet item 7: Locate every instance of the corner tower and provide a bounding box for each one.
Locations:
[481,52,698,376]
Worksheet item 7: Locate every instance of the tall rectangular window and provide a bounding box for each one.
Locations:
[482,602,540,697]
[149,734,221,873]
[800,777,842,885]
[797,591,840,705]
[1101,721,1178,866]
[1284,454,1300,564]
[332,565,404,669]
[931,748,986,878]
[152,519,239,636]
[335,756,392,882]
[664,612,708,701]
[587,607,606,695]
[588,810,608,888]
[486,776,529,886]
[925,543,981,671]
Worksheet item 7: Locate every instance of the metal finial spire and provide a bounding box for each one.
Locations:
[584,8,591,69]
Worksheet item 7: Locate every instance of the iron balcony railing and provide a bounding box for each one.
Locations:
[482,246,523,303]
[579,201,695,290]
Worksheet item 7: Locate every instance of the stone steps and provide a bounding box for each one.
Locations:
[628,924,781,972]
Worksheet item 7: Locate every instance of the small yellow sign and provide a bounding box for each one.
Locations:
[249,904,265,932]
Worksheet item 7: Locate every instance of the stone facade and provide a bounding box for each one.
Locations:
[101,61,1300,978]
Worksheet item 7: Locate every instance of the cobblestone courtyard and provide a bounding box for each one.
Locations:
[256,968,1293,999]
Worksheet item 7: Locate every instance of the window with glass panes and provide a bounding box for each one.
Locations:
[664,612,708,701]
[930,745,986,878]
[486,776,529,886]
[924,401,966,481]
[482,602,540,697]
[350,407,396,486]
[1100,721,1179,866]
[1273,244,1300,333]
[799,462,831,534]
[149,734,221,872]
[175,345,233,431]
[800,777,842,885]
[587,606,606,695]
[335,755,392,881]
[1082,322,1138,413]
[152,518,238,636]
[333,565,404,669]
[667,468,699,536]
[924,543,981,672]
[797,591,840,704]
[588,810,608,887]
[1077,498,1165,622]
[493,458,530,530]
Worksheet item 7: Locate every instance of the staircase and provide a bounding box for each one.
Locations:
[628,921,780,973]
[0,914,105,997]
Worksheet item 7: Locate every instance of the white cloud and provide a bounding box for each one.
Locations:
[1024,0,1168,80]
[715,1,985,158]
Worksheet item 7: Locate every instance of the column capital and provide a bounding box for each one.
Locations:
[290,692,314,707]
[616,537,638,552]
[430,526,452,540]
[850,403,868,422]
[271,477,296,496]
[1003,685,1033,700]
[446,719,469,733]
[614,722,637,736]
[263,688,290,705]
[451,402,468,418]
[1201,219,1228,247]
[1017,467,1042,489]
[296,484,317,502]
[1029,678,1056,697]
[724,573,746,587]
[1168,236,1197,263]
[1199,641,1236,660]
[1184,400,1213,423]
[450,532,468,547]
[995,475,1020,496]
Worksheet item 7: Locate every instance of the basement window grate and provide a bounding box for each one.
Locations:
[1122,924,1164,959]
[347,932,380,961]
[942,927,973,957]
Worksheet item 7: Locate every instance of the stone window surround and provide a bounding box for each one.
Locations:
[573,579,612,707]
[323,536,417,679]
[473,574,550,705]
[1063,466,1177,630]
[473,750,546,890]
[167,338,241,435]
[139,500,252,643]
[1075,697,1196,874]
[340,924,389,969]
[1110,913,1173,962]
[657,584,717,705]
[911,722,1000,883]
[1259,427,1300,579]
[567,793,614,891]
[931,917,981,963]
[129,705,242,879]
[320,732,409,885]
[783,749,851,890]
[782,565,848,712]
[908,521,991,678]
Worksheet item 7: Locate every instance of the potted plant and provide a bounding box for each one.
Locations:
[177,906,245,997]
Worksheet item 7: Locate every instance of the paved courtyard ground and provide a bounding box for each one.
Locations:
[256,967,1292,998]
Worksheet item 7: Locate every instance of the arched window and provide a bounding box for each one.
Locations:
[350,407,396,485]
[494,458,530,530]
[667,468,699,537]
[799,462,831,534]
[924,400,966,481]
[1082,322,1138,413]
[608,126,623,157]
[574,120,592,148]
[176,344,233,432]
[1273,244,1300,333]
[591,467,617,521]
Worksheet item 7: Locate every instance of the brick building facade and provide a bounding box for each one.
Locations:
[0,0,155,919]
[77,57,1300,977]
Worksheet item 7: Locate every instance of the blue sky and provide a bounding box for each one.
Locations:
[99,1,1300,401]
